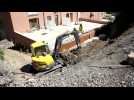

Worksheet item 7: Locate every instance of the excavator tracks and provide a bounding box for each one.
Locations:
[35,64,63,77]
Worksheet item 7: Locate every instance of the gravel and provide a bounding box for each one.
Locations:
[1,26,134,87]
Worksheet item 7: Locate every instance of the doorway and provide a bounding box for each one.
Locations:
[70,13,73,22]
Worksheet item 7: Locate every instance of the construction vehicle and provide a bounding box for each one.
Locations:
[31,28,82,72]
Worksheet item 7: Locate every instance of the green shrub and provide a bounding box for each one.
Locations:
[0,49,4,60]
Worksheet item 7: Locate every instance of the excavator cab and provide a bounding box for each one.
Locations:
[31,41,55,71]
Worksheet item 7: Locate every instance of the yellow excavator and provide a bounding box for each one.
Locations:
[31,41,55,71]
[31,27,83,72]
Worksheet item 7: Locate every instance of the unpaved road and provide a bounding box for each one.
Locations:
[1,26,134,87]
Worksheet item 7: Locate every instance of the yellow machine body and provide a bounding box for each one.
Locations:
[31,41,55,71]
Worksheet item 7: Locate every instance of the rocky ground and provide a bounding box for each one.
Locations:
[0,26,134,87]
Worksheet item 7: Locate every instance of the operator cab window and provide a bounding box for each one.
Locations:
[33,45,50,57]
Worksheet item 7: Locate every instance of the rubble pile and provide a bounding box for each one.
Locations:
[0,39,14,49]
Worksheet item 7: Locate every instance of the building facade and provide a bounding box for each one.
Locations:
[0,12,105,41]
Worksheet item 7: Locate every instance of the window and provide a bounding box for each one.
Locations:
[54,12,57,14]
[32,45,50,56]
[29,18,40,30]
[66,13,70,18]
[63,13,71,26]
[90,13,94,18]
[47,16,52,21]
[47,16,56,28]
[70,13,73,22]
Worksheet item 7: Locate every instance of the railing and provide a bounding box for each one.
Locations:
[79,18,109,24]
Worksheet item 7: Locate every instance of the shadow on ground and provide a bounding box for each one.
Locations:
[120,60,129,65]
[20,64,37,74]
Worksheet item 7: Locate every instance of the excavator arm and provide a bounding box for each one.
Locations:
[53,29,81,58]
[53,29,81,65]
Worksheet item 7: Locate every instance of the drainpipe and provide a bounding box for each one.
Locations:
[60,12,62,25]
[78,12,80,24]
[76,12,80,25]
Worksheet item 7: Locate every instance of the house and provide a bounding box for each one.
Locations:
[0,12,106,47]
